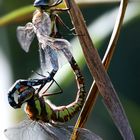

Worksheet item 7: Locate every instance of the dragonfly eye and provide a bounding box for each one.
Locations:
[34,0,48,7]
[33,0,61,7]
[17,87,35,105]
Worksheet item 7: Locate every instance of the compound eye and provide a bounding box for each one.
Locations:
[34,0,47,7]
[17,87,35,105]
[33,0,60,7]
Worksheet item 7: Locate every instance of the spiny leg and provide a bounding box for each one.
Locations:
[50,10,84,37]
[50,13,75,36]
[41,78,63,97]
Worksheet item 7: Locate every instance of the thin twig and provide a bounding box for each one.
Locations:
[64,0,135,140]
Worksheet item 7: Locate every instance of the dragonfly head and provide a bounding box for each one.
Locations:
[8,85,35,109]
[17,86,35,107]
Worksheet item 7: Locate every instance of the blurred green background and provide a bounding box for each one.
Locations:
[0,0,140,140]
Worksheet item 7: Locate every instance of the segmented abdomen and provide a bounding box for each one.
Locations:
[51,57,86,122]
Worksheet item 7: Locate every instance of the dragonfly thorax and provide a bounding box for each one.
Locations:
[32,10,52,36]
[25,95,53,122]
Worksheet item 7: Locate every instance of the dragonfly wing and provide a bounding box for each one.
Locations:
[39,47,47,75]
[4,120,57,140]
[17,22,35,53]
[66,126,103,140]
[41,12,52,36]
[53,38,73,68]
[4,120,32,140]
[46,124,103,140]
[38,123,103,140]
[4,120,102,140]
[39,44,59,75]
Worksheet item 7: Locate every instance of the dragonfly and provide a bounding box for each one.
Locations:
[5,56,102,140]
[7,57,86,120]
[17,0,73,76]
[5,1,102,139]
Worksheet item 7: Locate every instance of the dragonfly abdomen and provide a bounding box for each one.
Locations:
[50,57,86,122]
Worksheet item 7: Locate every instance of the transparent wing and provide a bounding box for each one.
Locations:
[4,120,56,140]
[39,44,59,75]
[34,11,73,73]
[17,22,35,53]
[47,124,103,140]
[38,38,74,75]
[42,12,52,36]
[53,38,73,64]
[4,120,102,140]
[33,10,51,36]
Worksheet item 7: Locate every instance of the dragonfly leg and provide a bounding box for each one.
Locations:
[53,13,75,33]
[41,78,63,97]
[31,70,46,77]
[49,12,76,38]
[41,90,63,97]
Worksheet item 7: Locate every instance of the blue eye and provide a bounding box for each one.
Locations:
[33,0,61,7]
[15,83,20,89]
[34,0,47,7]
[18,87,35,104]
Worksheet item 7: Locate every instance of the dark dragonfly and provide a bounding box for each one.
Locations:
[8,57,86,122]
[5,56,102,140]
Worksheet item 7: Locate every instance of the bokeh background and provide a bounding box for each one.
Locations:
[0,0,140,139]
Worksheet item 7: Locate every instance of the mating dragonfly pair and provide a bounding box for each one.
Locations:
[5,0,102,140]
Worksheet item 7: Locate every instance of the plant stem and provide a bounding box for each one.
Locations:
[64,0,135,139]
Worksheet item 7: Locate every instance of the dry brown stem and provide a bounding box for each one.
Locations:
[64,0,135,139]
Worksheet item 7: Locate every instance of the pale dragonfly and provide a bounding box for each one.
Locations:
[5,53,102,140]
[16,8,74,79]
